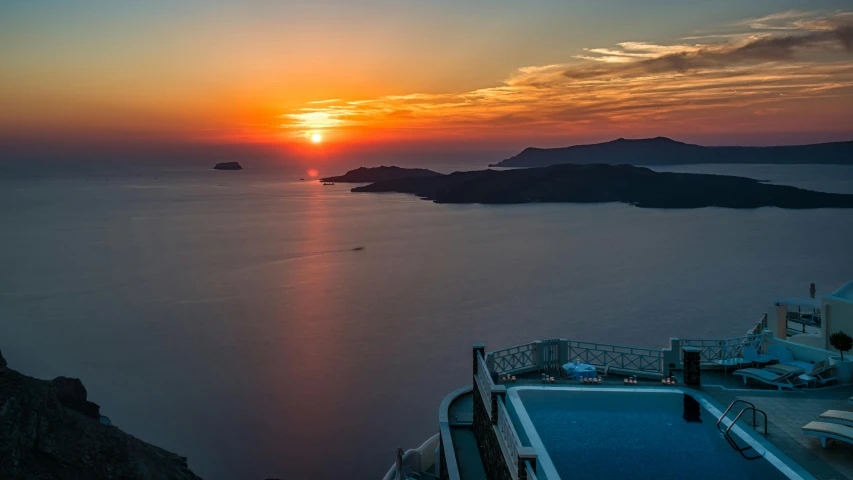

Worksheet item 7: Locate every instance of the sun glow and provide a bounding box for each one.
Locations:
[311,133,322,143]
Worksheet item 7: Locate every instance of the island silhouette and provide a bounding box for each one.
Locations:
[490,137,853,168]
[329,164,853,209]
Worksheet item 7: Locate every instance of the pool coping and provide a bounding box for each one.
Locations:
[507,386,816,480]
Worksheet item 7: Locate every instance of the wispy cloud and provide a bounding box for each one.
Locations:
[564,25,853,79]
[737,10,853,32]
[736,10,818,30]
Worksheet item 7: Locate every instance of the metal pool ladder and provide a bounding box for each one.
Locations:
[716,400,768,460]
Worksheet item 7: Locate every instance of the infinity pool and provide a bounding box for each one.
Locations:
[510,387,808,480]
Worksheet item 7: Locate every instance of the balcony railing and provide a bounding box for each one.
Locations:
[497,398,523,479]
[680,333,765,364]
[485,329,773,382]
[566,340,663,374]
[490,342,539,375]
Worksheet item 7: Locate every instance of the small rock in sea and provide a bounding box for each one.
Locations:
[214,162,243,170]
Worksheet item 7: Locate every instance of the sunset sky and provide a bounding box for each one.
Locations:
[2,0,853,164]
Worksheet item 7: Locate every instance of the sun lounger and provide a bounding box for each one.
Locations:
[766,359,829,376]
[763,351,838,385]
[819,410,853,428]
[802,421,853,448]
[792,360,836,385]
[732,368,805,390]
[763,363,806,375]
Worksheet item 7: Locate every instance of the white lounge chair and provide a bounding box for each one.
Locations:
[732,368,805,390]
[802,421,853,448]
[763,363,806,376]
[819,410,853,428]
[766,359,834,378]
[763,349,838,385]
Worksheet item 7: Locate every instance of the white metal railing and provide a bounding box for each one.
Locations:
[491,342,538,374]
[566,340,663,373]
[680,333,765,364]
[497,398,522,479]
[525,460,537,480]
[475,351,494,414]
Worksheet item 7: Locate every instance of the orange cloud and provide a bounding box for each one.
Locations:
[273,11,853,146]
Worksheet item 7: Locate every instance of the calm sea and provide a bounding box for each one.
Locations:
[1,163,852,479]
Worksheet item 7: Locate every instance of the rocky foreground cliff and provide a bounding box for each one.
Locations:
[0,349,201,480]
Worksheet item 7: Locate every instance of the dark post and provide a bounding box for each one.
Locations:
[682,346,701,386]
[472,343,485,377]
[518,448,537,480]
[491,387,506,425]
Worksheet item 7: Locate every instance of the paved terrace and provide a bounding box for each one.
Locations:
[438,369,852,480]
[699,374,853,480]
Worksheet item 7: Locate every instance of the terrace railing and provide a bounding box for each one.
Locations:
[475,351,494,413]
[680,333,765,364]
[497,398,523,479]
[566,340,663,374]
[490,342,539,375]
[483,331,770,382]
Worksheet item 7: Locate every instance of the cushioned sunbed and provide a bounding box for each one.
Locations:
[802,421,853,448]
[765,360,836,385]
[763,363,806,375]
[820,410,853,427]
[732,368,803,390]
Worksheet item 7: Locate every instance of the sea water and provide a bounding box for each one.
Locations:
[1,163,851,479]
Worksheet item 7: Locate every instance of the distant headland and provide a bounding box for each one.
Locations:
[214,161,243,170]
[490,137,853,168]
[347,163,853,209]
[320,166,441,183]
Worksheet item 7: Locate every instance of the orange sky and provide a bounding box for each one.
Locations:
[2,3,853,162]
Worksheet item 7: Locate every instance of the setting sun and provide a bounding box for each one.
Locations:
[311,133,322,143]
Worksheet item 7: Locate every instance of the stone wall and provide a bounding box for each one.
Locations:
[472,383,512,480]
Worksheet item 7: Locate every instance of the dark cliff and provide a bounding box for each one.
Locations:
[0,349,201,480]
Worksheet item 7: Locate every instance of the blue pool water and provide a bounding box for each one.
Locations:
[515,389,797,480]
